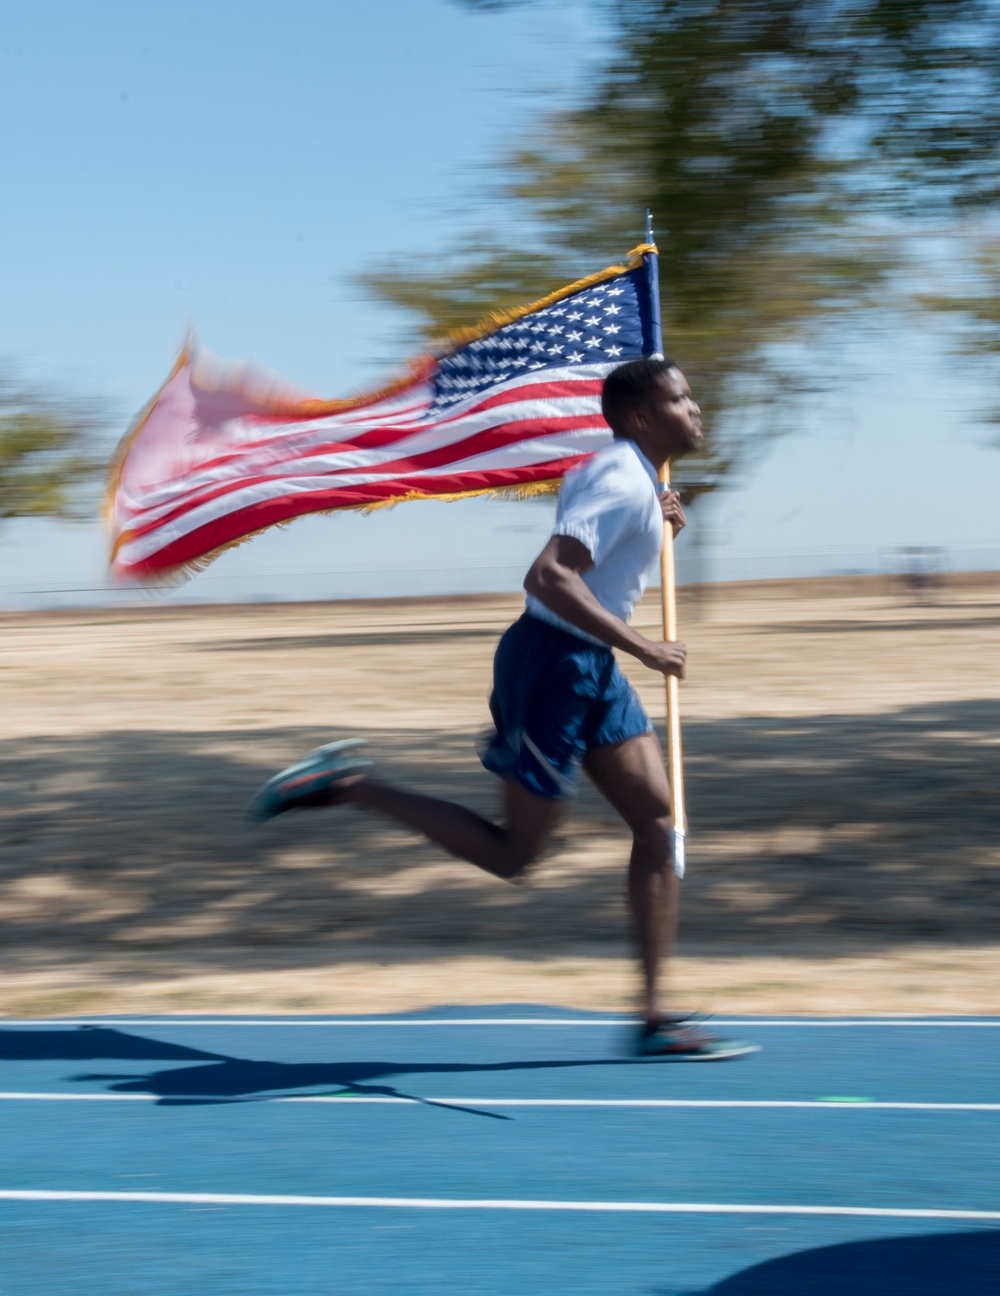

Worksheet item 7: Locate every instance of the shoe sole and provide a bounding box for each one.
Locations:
[634,1041,761,1062]
[247,739,371,822]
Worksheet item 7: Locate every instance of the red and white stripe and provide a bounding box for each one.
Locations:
[109,353,616,580]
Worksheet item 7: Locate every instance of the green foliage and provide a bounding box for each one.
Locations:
[363,0,1000,486]
[0,370,105,523]
[927,242,1000,357]
[920,237,1000,428]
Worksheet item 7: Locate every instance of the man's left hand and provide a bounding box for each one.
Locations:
[659,489,686,537]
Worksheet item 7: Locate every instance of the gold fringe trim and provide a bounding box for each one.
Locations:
[107,344,436,519]
[353,477,562,514]
[109,243,654,580]
[121,479,564,586]
[105,347,434,564]
[435,243,657,353]
[105,337,194,517]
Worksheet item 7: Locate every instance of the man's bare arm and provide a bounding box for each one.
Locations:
[524,535,686,678]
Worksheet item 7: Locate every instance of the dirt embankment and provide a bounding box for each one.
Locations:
[1,573,998,1017]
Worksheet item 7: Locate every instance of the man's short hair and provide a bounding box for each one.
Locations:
[601,357,679,437]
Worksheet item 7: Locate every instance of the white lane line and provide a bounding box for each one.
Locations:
[714,1020,1000,1028]
[271,1098,1000,1111]
[1,1018,629,1027]
[0,1093,151,1102]
[0,1190,997,1220]
[4,1018,1000,1028]
[0,1093,997,1111]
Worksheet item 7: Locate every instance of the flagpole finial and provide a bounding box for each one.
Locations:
[645,208,654,244]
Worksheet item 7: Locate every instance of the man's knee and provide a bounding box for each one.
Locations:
[498,783,562,881]
[632,811,674,870]
[496,835,547,881]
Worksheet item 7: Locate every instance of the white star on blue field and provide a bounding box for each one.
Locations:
[430,269,647,413]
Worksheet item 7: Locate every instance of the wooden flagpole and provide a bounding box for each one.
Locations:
[658,460,686,878]
[644,210,686,878]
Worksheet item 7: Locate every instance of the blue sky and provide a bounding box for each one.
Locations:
[2,0,998,606]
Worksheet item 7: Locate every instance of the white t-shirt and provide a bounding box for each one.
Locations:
[525,438,663,645]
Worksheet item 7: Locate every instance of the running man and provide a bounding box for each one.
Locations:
[250,358,755,1060]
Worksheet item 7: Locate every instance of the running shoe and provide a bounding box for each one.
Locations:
[247,739,372,822]
[634,1020,760,1062]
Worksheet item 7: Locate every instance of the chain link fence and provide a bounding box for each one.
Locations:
[1,542,998,611]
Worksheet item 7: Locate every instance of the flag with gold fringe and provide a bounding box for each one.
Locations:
[107,244,660,582]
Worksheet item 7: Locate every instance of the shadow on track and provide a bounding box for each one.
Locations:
[0,1024,618,1118]
[691,1230,1000,1295]
[76,1053,617,1116]
[0,1025,228,1063]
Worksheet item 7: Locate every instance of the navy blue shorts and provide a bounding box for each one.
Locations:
[479,614,653,800]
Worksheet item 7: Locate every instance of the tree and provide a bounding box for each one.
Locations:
[0,368,105,523]
[919,236,1000,432]
[363,0,1000,492]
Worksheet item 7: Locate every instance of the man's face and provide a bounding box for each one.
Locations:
[635,369,703,458]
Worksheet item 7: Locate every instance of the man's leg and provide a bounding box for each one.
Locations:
[583,732,677,1024]
[344,775,562,882]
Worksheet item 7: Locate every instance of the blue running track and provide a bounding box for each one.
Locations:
[1,1009,998,1294]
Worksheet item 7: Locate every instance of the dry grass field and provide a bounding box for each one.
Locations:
[1,573,998,1018]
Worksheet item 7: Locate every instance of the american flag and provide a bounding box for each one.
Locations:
[108,244,660,581]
